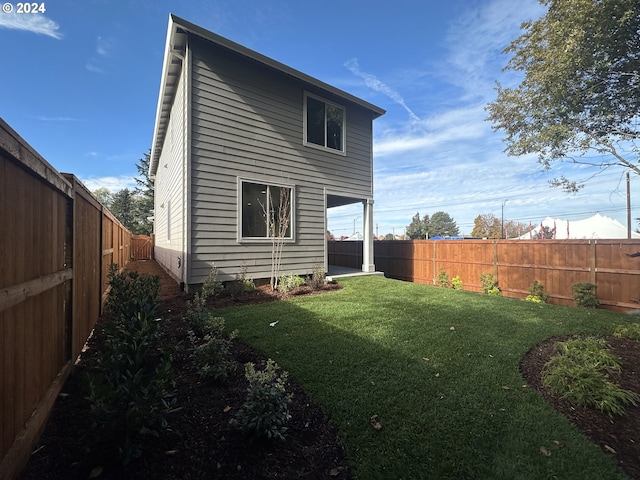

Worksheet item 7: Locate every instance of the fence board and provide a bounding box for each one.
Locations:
[1,119,131,480]
[328,239,640,313]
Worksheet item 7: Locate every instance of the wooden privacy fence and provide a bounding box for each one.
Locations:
[328,239,640,313]
[0,119,131,480]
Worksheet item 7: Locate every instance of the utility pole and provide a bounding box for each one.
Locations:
[627,172,631,239]
[501,199,508,239]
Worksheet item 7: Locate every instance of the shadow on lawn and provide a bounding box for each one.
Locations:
[219,282,627,480]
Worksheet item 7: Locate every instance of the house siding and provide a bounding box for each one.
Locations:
[187,35,374,283]
[154,63,186,282]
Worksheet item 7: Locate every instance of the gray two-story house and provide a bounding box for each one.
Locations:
[150,15,385,290]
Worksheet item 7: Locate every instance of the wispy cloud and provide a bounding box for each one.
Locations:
[81,175,137,192]
[86,35,115,73]
[345,58,421,123]
[0,12,62,38]
[35,115,79,122]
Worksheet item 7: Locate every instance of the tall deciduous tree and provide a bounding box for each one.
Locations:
[429,211,459,237]
[471,214,502,238]
[486,0,640,192]
[405,212,430,239]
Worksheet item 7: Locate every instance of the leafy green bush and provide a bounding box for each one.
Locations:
[572,283,599,308]
[451,276,463,290]
[228,264,255,299]
[306,264,326,290]
[613,323,640,341]
[277,274,306,294]
[186,264,225,337]
[104,263,160,322]
[526,280,548,303]
[437,269,451,288]
[190,317,238,381]
[230,359,292,441]
[85,267,176,464]
[542,337,639,416]
[480,272,499,295]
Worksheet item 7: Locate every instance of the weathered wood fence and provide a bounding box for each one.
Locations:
[328,239,640,313]
[0,119,131,480]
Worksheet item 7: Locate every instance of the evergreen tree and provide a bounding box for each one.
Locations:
[429,211,459,237]
[405,212,430,239]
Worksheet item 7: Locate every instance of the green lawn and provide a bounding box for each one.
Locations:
[219,276,634,479]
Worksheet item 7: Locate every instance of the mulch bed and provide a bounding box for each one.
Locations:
[18,260,640,479]
[19,260,349,480]
[519,335,640,479]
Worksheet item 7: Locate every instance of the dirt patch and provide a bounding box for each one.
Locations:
[520,335,640,479]
[19,260,349,480]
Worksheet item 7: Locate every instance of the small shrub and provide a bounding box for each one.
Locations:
[437,269,451,288]
[105,263,160,322]
[542,337,639,416]
[526,280,548,303]
[191,327,238,381]
[307,264,326,290]
[201,263,224,298]
[86,271,176,464]
[487,286,502,296]
[187,264,224,336]
[480,272,499,294]
[228,264,255,299]
[572,283,599,308]
[277,274,305,294]
[613,323,640,341]
[230,359,293,441]
[451,276,463,290]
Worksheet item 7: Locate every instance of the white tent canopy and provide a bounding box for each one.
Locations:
[516,213,639,240]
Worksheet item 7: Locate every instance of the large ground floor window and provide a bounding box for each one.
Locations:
[240,180,293,240]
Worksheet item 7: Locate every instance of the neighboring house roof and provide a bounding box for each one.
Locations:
[516,213,640,239]
[150,14,386,178]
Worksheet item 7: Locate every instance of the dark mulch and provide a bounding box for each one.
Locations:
[18,260,640,479]
[519,335,640,480]
[19,260,349,480]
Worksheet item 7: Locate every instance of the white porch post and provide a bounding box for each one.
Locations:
[362,199,375,272]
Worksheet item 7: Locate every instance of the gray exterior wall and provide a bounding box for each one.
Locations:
[186,34,376,285]
[154,62,187,283]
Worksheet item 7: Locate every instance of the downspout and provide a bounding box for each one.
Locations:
[182,39,191,292]
[170,46,188,291]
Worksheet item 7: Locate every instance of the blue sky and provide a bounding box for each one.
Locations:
[1,0,638,237]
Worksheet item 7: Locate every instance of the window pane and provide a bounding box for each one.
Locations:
[326,104,343,151]
[269,186,292,238]
[242,182,267,237]
[306,96,325,146]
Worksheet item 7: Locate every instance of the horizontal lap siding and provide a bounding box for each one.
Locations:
[154,67,186,281]
[188,35,374,283]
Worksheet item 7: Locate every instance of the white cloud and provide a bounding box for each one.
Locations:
[0,12,62,39]
[345,58,421,123]
[81,175,137,192]
[85,61,105,73]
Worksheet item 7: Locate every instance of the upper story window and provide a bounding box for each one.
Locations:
[304,92,345,154]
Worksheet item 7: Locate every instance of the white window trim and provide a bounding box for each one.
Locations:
[237,178,296,243]
[303,91,346,155]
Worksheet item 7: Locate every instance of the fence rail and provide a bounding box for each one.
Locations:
[328,239,640,312]
[0,119,131,480]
